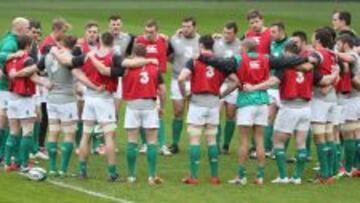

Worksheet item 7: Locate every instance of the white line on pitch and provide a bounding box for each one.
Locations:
[47,180,133,203]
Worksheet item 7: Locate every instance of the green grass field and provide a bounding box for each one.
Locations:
[1,1,360,203]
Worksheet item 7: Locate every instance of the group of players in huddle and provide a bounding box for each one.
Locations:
[0,9,360,186]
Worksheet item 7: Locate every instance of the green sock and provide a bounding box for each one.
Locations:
[216,125,221,149]
[172,119,183,146]
[189,145,200,178]
[32,121,41,154]
[140,128,147,145]
[293,148,307,179]
[127,142,138,177]
[274,148,287,178]
[257,166,265,179]
[264,125,273,152]
[356,141,360,170]
[208,145,219,177]
[0,128,9,159]
[20,136,33,168]
[60,142,74,173]
[47,142,58,171]
[14,135,22,164]
[223,120,235,147]
[238,165,246,179]
[79,160,87,174]
[317,143,329,178]
[158,119,165,147]
[107,164,118,177]
[344,139,356,173]
[75,121,83,147]
[305,130,312,157]
[327,142,336,176]
[147,144,157,177]
[5,135,17,165]
[335,143,342,172]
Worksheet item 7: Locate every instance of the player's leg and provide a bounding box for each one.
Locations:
[47,119,60,175]
[31,97,42,158]
[254,125,265,184]
[5,118,21,171]
[0,108,9,163]
[205,124,220,184]
[146,128,162,185]
[183,124,202,184]
[101,121,118,181]
[292,130,307,184]
[222,101,236,154]
[59,103,78,176]
[75,99,84,152]
[126,128,139,182]
[19,118,36,171]
[341,121,356,175]
[354,120,360,176]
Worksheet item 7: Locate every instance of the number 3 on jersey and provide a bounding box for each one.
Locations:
[206,66,215,78]
[140,71,149,84]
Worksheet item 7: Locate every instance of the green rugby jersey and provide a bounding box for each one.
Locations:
[0,32,18,90]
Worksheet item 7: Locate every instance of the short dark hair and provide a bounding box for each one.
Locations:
[199,34,214,50]
[271,21,285,31]
[145,19,158,30]
[224,21,238,33]
[337,11,351,26]
[315,28,334,49]
[85,21,98,29]
[284,41,301,55]
[17,35,32,50]
[182,16,196,27]
[247,9,263,20]
[132,43,147,57]
[336,34,355,48]
[29,20,41,29]
[292,31,308,43]
[108,14,122,22]
[100,32,114,47]
[62,35,78,49]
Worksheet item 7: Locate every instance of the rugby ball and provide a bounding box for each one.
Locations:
[27,167,47,181]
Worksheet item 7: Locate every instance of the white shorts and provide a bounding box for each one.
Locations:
[310,99,337,123]
[113,77,122,100]
[0,90,10,110]
[274,105,311,134]
[236,105,268,126]
[124,107,159,129]
[7,96,36,119]
[35,83,48,105]
[47,102,78,122]
[220,83,238,105]
[82,97,116,123]
[170,78,190,100]
[187,103,219,126]
[267,89,281,107]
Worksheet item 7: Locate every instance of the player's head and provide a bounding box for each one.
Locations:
[247,9,264,33]
[313,28,334,49]
[284,40,301,56]
[241,38,257,53]
[29,20,41,43]
[51,18,71,41]
[332,11,351,32]
[336,34,355,52]
[84,21,99,44]
[292,31,308,50]
[181,17,196,38]
[17,34,32,52]
[199,34,214,51]
[61,35,78,50]
[132,43,147,57]
[100,32,114,48]
[108,14,122,36]
[12,17,30,36]
[270,21,286,41]
[144,19,159,42]
[223,21,238,43]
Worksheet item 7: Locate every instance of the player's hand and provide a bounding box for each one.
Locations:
[175,28,183,36]
[148,58,159,65]
[96,85,105,92]
[243,83,255,92]
[331,64,340,74]
[308,56,318,64]
[159,33,169,41]
[158,106,164,117]
[43,80,54,90]
[50,46,59,55]
[212,33,222,39]
[12,50,25,58]
[86,51,96,61]
[8,69,17,79]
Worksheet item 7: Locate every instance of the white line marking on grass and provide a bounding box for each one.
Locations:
[47,180,133,203]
